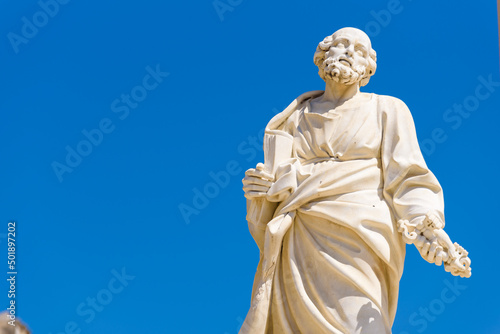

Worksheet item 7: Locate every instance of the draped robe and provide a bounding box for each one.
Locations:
[240,91,444,334]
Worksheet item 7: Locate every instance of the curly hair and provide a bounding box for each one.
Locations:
[313,32,377,87]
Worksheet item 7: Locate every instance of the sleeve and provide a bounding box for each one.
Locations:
[380,96,445,227]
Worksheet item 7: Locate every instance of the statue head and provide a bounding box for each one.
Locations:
[314,27,377,87]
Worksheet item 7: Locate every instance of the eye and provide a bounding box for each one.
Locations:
[355,48,366,57]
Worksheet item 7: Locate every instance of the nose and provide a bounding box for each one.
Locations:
[345,44,354,56]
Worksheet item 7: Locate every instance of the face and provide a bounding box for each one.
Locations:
[318,28,372,85]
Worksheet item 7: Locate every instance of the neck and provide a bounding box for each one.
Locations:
[319,79,360,105]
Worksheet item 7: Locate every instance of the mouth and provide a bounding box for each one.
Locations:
[338,58,352,66]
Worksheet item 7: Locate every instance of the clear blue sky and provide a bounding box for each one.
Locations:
[0,0,499,333]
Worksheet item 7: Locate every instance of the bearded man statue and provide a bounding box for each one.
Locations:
[240,27,471,334]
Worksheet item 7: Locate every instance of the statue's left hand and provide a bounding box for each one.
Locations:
[417,237,445,266]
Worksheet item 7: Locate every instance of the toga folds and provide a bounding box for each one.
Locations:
[240,91,444,334]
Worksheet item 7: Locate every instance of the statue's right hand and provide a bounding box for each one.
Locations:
[242,163,274,199]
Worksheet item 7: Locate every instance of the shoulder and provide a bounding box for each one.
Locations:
[374,94,410,109]
[372,94,414,121]
[266,90,323,131]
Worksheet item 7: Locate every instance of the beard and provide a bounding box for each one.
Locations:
[320,56,366,86]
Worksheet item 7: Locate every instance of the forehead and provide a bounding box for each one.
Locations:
[332,29,371,48]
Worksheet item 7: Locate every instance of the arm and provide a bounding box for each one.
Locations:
[380,96,471,277]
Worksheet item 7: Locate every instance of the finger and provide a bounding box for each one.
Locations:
[242,177,273,188]
[415,235,426,248]
[246,168,273,180]
[245,168,256,174]
[420,242,431,260]
[256,163,265,171]
[434,246,444,266]
[243,185,270,193]
[427,242,437,263]
[245,168,274,181]
[244,191,267,199]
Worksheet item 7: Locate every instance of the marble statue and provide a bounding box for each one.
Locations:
[240,27,471,334]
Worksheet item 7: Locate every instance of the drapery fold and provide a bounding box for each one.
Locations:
[241,91,444,334]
